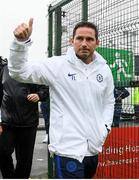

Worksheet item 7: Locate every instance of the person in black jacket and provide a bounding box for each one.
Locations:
[113,87,130,127]
[40,98,50,143]
[0,57,49,179]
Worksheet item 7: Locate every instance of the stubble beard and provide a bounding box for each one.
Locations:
[76,53,92,64]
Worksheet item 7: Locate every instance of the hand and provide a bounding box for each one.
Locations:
[13,18,33,42]
[27,93,40,103]
[116,97,122,101]
[0,125,3,135]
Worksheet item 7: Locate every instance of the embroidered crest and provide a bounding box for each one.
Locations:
[96,74,103,82]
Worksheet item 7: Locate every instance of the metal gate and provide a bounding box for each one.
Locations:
[47,0,139,178]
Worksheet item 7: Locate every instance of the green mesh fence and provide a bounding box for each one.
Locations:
[47,0,139,178]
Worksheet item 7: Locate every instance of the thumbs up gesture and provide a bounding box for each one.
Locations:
[14,18,33,42]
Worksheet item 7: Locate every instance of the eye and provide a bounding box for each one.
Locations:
[86,37,95,42]
[76,36,83,41]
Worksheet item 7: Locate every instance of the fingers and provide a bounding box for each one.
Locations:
[13,18,33,41]
[14,23,29,40]
[27,94,40,102]
[29,18,33,29]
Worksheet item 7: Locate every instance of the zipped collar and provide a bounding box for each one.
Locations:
[66,46,107,66]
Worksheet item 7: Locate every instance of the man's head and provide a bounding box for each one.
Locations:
[70,21,99,64]
[72,22,99,40]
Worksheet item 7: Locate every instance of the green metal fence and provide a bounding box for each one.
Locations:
[47,0,139,178]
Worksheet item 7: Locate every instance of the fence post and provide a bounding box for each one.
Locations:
[82,0,88,21]
[54,7,62,55]
[48,5,53,57]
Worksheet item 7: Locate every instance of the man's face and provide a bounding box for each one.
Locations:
[71,27,99,64]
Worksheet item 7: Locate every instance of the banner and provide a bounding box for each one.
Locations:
[94,127,139,179]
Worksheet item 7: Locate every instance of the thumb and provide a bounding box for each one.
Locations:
[29,18,33,29]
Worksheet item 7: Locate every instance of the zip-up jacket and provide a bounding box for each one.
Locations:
[8,40,115,161]
[0,62,49,127]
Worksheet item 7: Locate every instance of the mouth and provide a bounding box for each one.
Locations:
[80,49,89,53]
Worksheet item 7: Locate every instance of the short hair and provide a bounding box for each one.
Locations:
[72,21,99,40]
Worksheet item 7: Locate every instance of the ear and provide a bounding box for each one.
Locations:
[96,40,99,48]
[69,37,74,45]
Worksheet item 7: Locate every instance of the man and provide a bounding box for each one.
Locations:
[8,20,115,178]
[0,57,49,179]
[113,87,130,127]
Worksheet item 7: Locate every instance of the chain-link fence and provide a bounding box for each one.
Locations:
[47,0,139,178]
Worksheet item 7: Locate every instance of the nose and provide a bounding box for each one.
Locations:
[81,39,87,47]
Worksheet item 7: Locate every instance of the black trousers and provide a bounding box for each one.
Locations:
[54,154,98,179]
[0,125,37,179]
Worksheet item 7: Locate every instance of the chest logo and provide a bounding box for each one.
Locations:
[68,73,76,80]
[96,74,103,82]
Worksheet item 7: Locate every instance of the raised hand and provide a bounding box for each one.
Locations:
[14,18,33,42]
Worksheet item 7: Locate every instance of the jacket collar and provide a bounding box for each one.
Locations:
[66,46,107,66]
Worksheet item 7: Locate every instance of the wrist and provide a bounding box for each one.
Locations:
[14,37,32,45]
